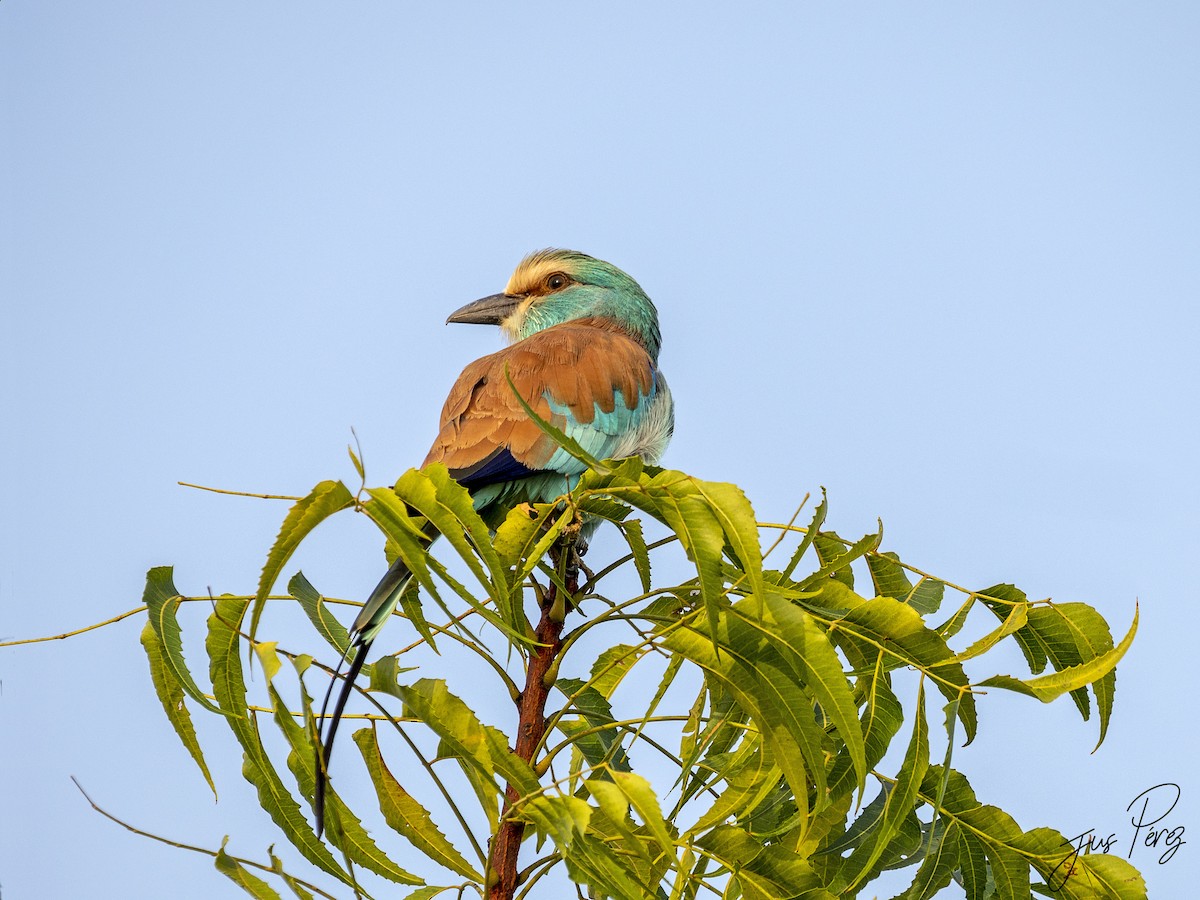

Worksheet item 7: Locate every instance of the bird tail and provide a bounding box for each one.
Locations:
[314,552,416,836]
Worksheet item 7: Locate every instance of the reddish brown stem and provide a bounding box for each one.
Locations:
[488,568,574,900]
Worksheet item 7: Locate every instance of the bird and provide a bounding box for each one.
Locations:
[314,248,673,834]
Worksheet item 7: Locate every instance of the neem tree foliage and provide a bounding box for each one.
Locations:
[136,440,1142,900]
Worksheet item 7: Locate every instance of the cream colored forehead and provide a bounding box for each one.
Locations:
[505,257,572,295]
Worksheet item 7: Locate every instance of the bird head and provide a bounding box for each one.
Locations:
[446,249,662,360]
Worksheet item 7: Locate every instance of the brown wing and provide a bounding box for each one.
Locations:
[423,318,655,477]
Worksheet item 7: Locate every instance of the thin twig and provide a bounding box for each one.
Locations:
[177,480,302,500]
[0,608,146,647]
[0,595,352,650]
[71,776,339,899]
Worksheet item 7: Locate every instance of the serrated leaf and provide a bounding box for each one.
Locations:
[557,677,632,772]
[491,501,550,573]
[520,793,592,850]
[800,528,882,593]
[686,736,778,836]
[215,841,282,899]
[867,551,914,601]
[588,643,644,699]
[781,489,828,580]
[611,771,674,854]
[956,602,1029,663]
[397,679,538,798]
[255,641,283,683]
[1017,827,1147,899]
[585,778,657,867]
[662,607,828,825]
[619,517,653,593]
[268,847,316,900]
[833,682,929,893]
[141,566,227,716]
[690,480,764,599]
[288,572,356,664]
[251,480,355,641]
[891,820,960,900]
[813,531,858,588]
[761,592,867,795]
[367,655,416,699]
[830,597,976,744]
[697,825,836,899]
[906,576,945,616]
[139,620,216,797]
[206,596,352,886]
[390,468,527,640]
[827,654,903,804]
[270,681,423,885]
[978,605,1137,713]
[360,486,439,601]
[352,728,483,881]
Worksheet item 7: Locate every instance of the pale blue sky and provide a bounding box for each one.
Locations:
[2,3,1197,898]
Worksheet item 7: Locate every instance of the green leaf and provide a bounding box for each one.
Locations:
[141,566,227,716]
[520,793,592,850]
[492,501,551,573]
[585,778,658,867]
[619,517,653,593]
[662,603,831,824]
[353,728,483,881]
[690,479,764,599]
[892,820,961,900]
[559,831,650,900]
[978,605,1137,714]
[918,767,1033,900]
[906,576,945,616]
[588,643,644,700]
[956,602,1030,663]
[139,619,216,797]
[867,551,913,601]
[781,489,827,580]
[348,441,366,482]
[761,592,867,796]
[829,596,976,744]
[832,681,929,893]
[254,641,283,683]
[977,584,1046,672]
[360,486,439,601]
[268,847,316,900]
[251,480,355,641]
[827,654,904,804]
[206,596,353,886]
[611,771,675,855]
[269,681,424,885]
[799,528,882,592]
[1017,827,1147,899]
[215,841,282,899]
[397,679,539,798]
[638,470,736,640]
[557,677,632,772]
[696,825,837,900]
[813,531,859,588]
[367,655,416,699]
[288,572,355,664]
[686,736,779,836]
[390,467,526,639]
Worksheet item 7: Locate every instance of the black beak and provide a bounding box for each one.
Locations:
[446,292,523,325]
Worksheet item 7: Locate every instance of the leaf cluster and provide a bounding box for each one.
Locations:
[137,455,1142,900]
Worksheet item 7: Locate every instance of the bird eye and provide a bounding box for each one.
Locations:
[546,273,568,291]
